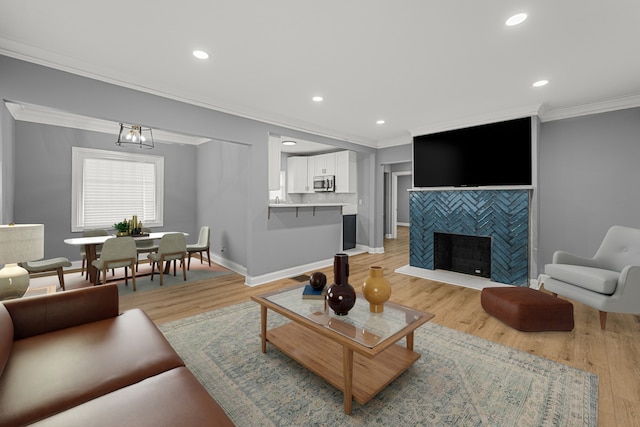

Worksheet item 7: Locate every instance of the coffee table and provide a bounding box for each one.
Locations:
[251,284,434,414]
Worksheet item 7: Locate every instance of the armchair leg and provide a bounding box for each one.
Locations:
[56,267,66,291]
[599,311,607,330]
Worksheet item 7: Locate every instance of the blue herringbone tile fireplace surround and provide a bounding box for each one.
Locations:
[409,189,530,286]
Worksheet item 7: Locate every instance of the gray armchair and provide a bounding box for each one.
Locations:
[544,225,640,329]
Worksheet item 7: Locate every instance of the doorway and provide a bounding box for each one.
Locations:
[390,171,411,239]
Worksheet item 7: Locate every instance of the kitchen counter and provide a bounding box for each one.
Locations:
[268,203,347,208]
[267,202,347,219]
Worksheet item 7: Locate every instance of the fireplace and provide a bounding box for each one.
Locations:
[434,232,491,278]
[409,188,531,286]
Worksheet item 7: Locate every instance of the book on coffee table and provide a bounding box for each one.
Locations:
[302,284,325,300]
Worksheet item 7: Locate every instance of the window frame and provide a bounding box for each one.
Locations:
[71,147,164,232]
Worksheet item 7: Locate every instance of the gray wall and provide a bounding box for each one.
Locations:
[0,55,380,282]
[13,122,198,261]
[538,107,640,266]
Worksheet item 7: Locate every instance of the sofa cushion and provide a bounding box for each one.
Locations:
[0,308,184,426]
[29,367,235,427]
[545,264,619,295]
[0,303,12,376]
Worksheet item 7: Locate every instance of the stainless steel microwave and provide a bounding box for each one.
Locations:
[313,175,335,192]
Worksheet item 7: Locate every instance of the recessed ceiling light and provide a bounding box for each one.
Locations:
[312,96,324,102]
[506,13,527,26]
[282,140,296,146]
[193,50,209,60]
[532,79,549,87]
[376,120,385,125]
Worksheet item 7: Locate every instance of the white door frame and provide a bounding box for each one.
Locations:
[390,171,411,239]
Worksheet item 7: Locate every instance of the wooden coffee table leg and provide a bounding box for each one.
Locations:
[260,306,267,353]
[343,346,354,415]
[406,331,414,351]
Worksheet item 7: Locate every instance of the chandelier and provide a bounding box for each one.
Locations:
[116,123,154,149]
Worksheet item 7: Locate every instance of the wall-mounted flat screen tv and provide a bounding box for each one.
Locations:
[413,117,532,188]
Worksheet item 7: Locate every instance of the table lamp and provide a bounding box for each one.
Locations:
[0,224,44,300]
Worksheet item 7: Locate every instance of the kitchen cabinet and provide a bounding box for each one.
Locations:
[335,150,357,193]
[313,153,336,176]
[287,156,314,193]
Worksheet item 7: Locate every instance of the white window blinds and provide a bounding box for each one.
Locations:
[72,147,164,231]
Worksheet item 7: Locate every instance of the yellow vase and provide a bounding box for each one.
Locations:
[362,266,391,313]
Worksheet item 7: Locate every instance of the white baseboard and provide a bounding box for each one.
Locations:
[244,246,370,287]
[244,258,334,287]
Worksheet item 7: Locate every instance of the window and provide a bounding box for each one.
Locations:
[71,147,164,231]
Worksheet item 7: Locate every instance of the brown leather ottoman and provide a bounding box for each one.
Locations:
[481,287,574,332]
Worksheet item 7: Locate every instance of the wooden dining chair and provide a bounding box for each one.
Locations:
[80,229,109,279]
[91,237,137,291]
[135,227,158,271]
[186,226,210,270]
[148,233,187,286]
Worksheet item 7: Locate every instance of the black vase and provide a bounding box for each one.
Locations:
[326,253,356,316]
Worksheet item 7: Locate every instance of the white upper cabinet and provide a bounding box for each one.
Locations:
[335,150,357,193]
[287,150,356,193]
[313,153,336,176]
[287,156,313,193]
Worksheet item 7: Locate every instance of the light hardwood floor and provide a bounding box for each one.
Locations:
[120,226,639,427]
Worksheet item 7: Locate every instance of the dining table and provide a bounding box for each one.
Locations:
[64,232,188,285]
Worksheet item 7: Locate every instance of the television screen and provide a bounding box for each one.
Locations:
[412,117,532,188]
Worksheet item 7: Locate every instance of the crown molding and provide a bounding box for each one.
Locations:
[5,102,210,145]
[538,94,640,122]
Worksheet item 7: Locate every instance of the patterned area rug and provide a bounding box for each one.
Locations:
[27,261,232,296]
[159,302,598,427]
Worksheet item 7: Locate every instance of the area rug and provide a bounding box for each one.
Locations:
[112,262,232,295]
[27,261,232,296]
[159,302,598,427]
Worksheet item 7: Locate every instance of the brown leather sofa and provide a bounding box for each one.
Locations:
[0,285,234,426]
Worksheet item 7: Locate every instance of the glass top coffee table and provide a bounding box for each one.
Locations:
[251,284,435,415]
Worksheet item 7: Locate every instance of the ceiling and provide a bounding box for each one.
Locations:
[1,1,640,149]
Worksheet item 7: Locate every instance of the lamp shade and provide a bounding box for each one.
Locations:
[0,224,44,265]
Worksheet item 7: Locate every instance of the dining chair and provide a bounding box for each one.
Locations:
[135,227,158,271]
[91,237,137,291]
[80,229,109,279]
[148,233,187,286]
[186,226,211,270]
